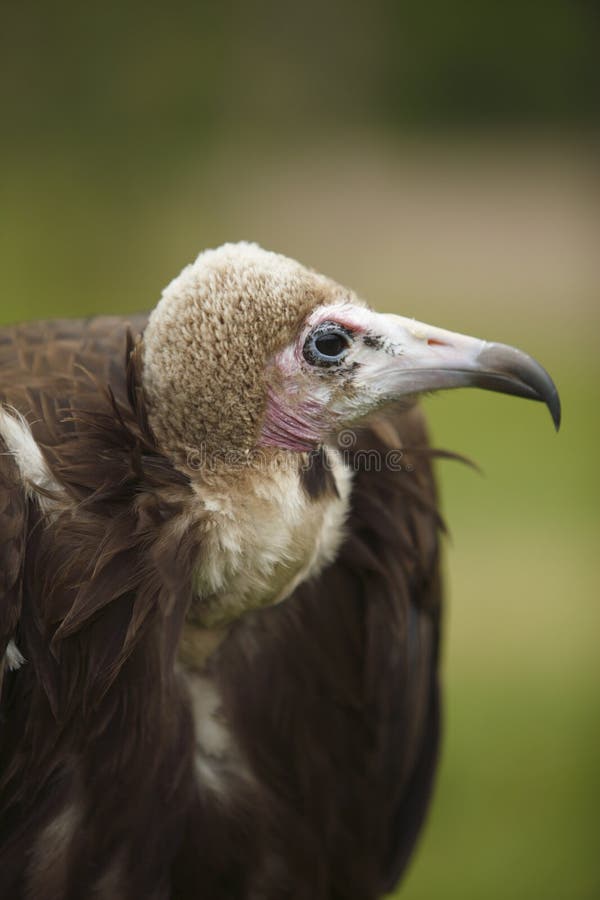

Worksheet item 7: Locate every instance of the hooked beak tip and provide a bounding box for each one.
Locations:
[549,391,562,432]
[475,343,561,432]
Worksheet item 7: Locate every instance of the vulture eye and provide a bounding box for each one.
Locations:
[303,323,352,367]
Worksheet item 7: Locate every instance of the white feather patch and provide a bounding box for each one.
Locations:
[186,671,252,797]
[193,451,352,626]
[5,639,25,671]
[0,405,59,500]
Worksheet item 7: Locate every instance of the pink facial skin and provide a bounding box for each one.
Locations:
[259,386,331,452]
[258,302,367,452]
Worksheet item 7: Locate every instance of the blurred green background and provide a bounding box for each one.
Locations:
[1,1,598,896]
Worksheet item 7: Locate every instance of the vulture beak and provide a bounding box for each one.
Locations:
[366,313,561,430]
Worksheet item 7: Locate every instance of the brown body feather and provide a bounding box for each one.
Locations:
[0,316,442,899]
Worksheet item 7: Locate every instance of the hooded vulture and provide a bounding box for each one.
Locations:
[0,243,560,899]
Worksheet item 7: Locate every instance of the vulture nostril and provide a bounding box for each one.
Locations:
[427,338,449,347]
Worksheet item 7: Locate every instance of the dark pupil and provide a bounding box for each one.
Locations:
[315,333,346,357]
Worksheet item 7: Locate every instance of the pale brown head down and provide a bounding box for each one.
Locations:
[142,242,355,456]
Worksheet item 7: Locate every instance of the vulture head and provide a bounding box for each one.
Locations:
[143,242,559,459]
[144,243,560,465]
[139,242,559,639]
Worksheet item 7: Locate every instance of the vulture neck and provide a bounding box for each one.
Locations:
[177,446,352,670]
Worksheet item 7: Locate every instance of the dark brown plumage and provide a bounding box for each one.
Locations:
[0,245,559,899]
[0,314,441,898]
